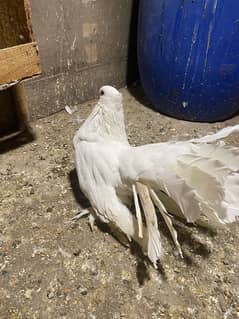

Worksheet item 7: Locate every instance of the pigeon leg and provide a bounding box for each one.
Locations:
[71,208,90,221]
[88,214,96,231]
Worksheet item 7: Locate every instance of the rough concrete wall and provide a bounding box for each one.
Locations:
[24,0,138,120]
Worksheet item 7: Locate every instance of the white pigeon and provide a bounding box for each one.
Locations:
[73,85,239,267]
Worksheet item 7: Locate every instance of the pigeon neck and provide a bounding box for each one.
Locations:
[75,100,129,144]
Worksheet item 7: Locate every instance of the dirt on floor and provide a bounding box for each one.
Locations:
[0,87,239,319]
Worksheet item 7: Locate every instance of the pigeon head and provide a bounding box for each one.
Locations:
[74,85,128,143]
[99,86,122,105]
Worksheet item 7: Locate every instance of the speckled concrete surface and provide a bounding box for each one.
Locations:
[0,88,239,319]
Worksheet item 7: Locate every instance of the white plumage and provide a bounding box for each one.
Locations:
[73,85,239,267]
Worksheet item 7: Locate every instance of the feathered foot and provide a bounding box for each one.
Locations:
[71,208,90,221]
[71,208,96,231]
[88,214,96,231]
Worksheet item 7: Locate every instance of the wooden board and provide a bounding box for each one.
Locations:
[0,0,33,49]
[23,0,35,42]
[0,42,41,85]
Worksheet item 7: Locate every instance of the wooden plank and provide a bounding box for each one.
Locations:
[23,0,35,41]
[0,82,34,143]
[0,42,41,85]
[0,80,19,91]
[0,0,32,49]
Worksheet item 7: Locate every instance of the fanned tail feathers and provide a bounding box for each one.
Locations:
[127,125,239,266]
[190,124,239,143]
[176,145,239,223]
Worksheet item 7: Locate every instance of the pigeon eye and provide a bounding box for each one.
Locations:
[100,90,104,96]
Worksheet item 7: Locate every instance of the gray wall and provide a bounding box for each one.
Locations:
[24,0,138,120]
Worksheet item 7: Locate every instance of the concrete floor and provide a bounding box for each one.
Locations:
[0,88,239,319]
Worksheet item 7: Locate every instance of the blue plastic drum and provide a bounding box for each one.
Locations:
[138,0,239,122]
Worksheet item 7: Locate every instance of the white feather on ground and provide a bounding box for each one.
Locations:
[73,85,239,267]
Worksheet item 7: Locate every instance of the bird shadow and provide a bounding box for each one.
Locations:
[68,169,216,285]
[156,213,216,266]
[129,241,168,285]
[68,169,90,209]
[68,170,130,248]
[68,169,159,285]
[129,241,151,285]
